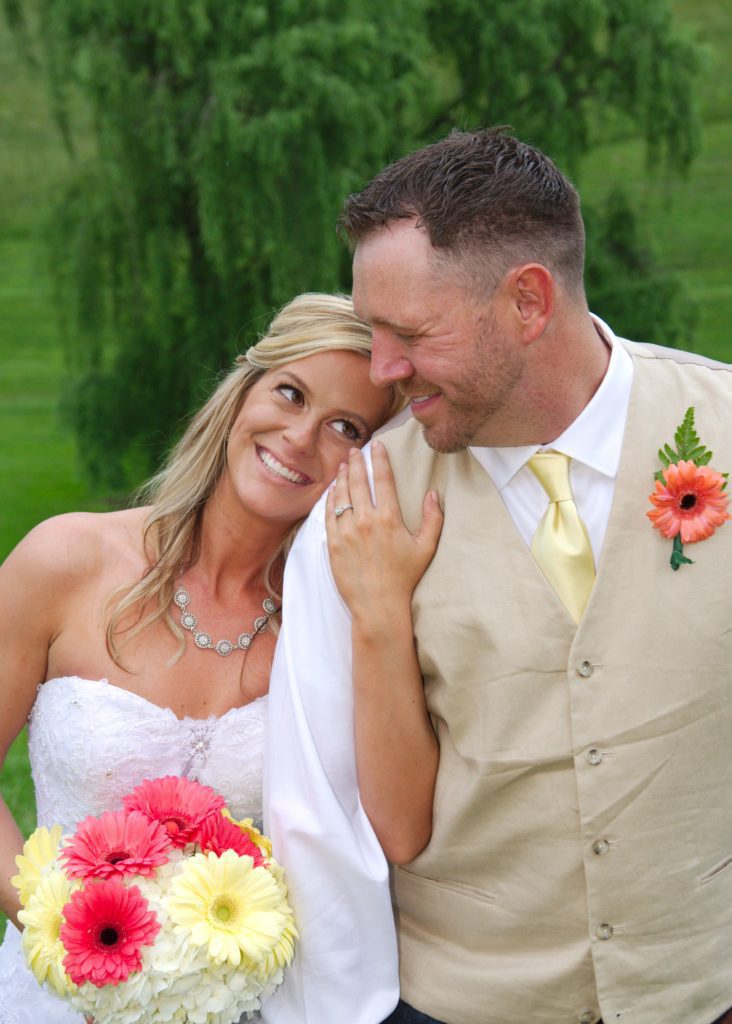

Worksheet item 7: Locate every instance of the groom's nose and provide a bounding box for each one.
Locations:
[370,328,414,388]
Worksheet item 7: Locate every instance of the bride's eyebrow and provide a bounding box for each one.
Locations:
[277,371,309,393]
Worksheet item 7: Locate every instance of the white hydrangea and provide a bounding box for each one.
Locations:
[67,845,284,1023]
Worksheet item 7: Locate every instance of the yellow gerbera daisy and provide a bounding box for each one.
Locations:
[18,871,78,997]
[254,859,298,978]
[166,849,291,968]
[12,824,64,906]
[221,810,273,859]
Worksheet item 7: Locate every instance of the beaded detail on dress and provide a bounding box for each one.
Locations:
[0,676,267,1023]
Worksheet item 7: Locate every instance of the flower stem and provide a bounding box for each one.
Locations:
[670,534,694,571]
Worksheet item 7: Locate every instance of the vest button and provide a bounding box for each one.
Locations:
[578,1012,597,1024]
[592,838,610,856]
[586,748,603,766]
[597,922,614,940]
[577,660,594,678]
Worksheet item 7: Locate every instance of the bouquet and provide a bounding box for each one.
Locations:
[12,776,297,1024]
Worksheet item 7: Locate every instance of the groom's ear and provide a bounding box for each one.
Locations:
[503,263,555,344]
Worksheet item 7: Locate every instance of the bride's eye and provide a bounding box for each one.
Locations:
[276,383,304,405]
[331,418,366,443]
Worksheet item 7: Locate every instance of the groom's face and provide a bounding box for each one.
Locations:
[352,219,526,452]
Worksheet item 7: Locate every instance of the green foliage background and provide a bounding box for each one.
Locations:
[2,0,706,488]
[1,0,730,943]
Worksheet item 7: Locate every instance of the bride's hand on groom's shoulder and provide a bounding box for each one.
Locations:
[325,440,443,627]
[327,441,441,860]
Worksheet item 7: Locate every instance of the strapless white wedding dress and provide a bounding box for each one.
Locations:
[0,676,267,1024]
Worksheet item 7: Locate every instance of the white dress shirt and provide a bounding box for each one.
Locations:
[470,317,633,565]
[262,318,633,1024]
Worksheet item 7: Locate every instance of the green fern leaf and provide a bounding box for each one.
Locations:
[673,407,698,458]
[657,407,716,468]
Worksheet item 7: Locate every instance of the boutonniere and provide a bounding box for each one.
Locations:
[647,406,730,570]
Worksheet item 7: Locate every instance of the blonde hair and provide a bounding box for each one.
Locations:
[107,292,404,665]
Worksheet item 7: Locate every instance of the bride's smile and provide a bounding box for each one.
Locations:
[256,445,313,486]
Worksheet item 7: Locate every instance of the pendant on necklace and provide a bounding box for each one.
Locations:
[173,587,279,657]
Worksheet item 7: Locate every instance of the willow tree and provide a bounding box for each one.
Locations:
[4,0,699,485]
[425,0,698,174]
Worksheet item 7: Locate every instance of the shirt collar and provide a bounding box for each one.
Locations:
[470,315,634,490]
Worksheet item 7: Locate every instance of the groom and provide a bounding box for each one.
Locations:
[263,129,732,1024]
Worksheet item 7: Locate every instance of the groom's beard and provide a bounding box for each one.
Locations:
[399,321,525,453]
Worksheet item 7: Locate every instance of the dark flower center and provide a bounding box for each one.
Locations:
[99,927,120,946]
[162,815,188,836]
[106,849,129,865]
[680,493,697,510]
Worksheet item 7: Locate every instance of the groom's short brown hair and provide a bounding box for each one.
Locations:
[339,128,586,299]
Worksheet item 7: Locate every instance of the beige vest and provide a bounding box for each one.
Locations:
[381,343,732,1024]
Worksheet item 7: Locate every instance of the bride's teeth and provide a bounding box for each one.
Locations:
[259,449,309,484]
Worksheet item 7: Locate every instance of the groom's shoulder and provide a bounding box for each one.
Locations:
[379,415,439,477]
[622,336,732,374]
[622,337,732,409]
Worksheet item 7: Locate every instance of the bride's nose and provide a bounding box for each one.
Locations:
[282,415,319,456]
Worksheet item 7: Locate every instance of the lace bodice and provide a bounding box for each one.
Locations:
[28,677,267,829]
[0,676,267,1023]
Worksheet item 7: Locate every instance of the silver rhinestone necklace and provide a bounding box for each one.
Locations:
[173,587,279,657]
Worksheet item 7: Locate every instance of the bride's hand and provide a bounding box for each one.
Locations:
[325,440,443,624]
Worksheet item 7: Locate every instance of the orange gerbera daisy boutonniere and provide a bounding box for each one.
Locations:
[647,407,730,570]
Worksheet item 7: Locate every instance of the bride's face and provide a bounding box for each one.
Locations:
[222,349,391,526]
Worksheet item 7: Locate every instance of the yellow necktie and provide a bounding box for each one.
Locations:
[528,451,595,623]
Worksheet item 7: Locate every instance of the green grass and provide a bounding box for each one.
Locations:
[0,16,104,941]
[576,0,732,362]
[671,0,732,123]
[0,238,107,550]
[0,14,104,559]
[580,121,732,361]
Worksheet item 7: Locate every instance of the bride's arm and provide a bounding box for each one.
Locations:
[325,440,443,864]
[0,518,73,926]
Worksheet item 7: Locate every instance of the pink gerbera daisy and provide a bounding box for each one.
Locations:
[648,459,730,543]
[198,812,266,866]
[60,810,172,880]
[123,776,225,847]
[60,879,159,987]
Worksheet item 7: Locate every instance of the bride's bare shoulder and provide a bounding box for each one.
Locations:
[1,507,151,587]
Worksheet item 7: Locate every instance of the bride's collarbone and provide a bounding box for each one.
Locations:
[45,530,277,716]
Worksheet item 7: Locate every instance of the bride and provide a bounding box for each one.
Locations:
[0,293,440,1022]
